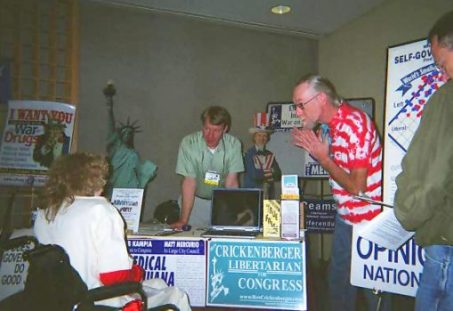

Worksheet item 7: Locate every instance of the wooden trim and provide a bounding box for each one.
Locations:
[0,0,80,227]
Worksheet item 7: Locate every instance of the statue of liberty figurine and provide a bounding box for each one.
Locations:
[103,81,157,197]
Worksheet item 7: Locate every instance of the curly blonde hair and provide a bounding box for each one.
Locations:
[38,152,109,222]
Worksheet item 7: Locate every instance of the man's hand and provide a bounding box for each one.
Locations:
[169,219,187,230]
[171,176,196,231]
[263,169,273,181]
[291,128,329,164]
[292,127,367,195]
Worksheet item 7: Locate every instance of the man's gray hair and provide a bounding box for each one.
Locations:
[428,10,453,49]
[295,74,343,107]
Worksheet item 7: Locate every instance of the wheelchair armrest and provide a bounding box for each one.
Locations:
[78,281,147,310]
[148,304,180,311]
[0,235,37,251]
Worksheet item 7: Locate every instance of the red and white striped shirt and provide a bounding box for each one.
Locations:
[328,103,382,224]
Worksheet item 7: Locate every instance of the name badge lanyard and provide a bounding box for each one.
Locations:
[202,139,226,186]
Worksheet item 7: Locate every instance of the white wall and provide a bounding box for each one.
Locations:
[319,0,452,134]
[78,1,318,219]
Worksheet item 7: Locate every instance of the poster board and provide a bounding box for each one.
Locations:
[351,228,424,297]
[111,188,144,233]
[266,102,326,178]
[0,229,34,301]
[303,198,337,233]
[0,243,32,301]
[127,237,207,307]
[351,38,447,297]
[206,239,307,310]
[382,38,446,204]
[0,100,76,186]
[348,98,374,119]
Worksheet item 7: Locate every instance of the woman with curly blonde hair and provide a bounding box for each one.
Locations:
[38,152,109,221]
[34,152,191,311]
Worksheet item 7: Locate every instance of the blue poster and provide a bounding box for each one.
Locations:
[207,239,306,310]
[304,198,337,233]
[128,238,205,284]
[127,237,207,307]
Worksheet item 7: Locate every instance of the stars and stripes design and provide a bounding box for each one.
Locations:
[328,103,382,224]
[253,152,275,171]
[253,112,269,127]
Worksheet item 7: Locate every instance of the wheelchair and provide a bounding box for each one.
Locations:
[0,192,179,311]
[0,236,179,311]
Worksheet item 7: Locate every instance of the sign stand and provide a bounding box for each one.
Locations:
[300,177,330,262]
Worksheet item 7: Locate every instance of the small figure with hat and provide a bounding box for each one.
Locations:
[243,113,281,199]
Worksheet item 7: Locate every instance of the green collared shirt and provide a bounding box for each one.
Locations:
[176,131,244,199]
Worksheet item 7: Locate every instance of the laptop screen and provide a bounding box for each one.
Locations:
[210,188,263,229]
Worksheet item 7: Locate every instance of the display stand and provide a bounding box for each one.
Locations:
[300,177,332,311]
[300,177,331,262]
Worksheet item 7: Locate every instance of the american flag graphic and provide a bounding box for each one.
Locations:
[254,153,275,170]
[253,112,269,127]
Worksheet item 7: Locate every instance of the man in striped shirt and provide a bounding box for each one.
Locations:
[291,75,388,311]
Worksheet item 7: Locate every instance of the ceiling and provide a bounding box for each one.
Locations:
[92,0,387,38]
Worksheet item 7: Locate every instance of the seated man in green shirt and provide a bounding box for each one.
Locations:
[171,106,244,229]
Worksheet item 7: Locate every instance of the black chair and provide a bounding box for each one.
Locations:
[0,236,179,311]
[0,191,179,311]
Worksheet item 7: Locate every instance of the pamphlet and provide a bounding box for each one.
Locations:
[281,175,299,200]
[263,200,281,238]
[281,200,300,240]
[357,208,414,251]
[111,188,144,233]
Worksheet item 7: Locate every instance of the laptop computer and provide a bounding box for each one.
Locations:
[201,188,263,239]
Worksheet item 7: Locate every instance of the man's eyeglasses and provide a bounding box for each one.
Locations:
[294,93,320,110]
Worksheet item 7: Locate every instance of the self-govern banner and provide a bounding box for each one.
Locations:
[355,39,449,297]
[207,239,307,310]
[0,100,76,186]
[383,38,447,205]
[127,237,206,307]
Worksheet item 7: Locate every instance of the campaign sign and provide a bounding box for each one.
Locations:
[351,227,424,297]
[303,158,328,177]
[207,239,307,310]
[0,243,33,301]
[0,100,76,186]
[268,103,301,130]
[111,188,144,233]
[304,198,337,233]
[127,237,206,307]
